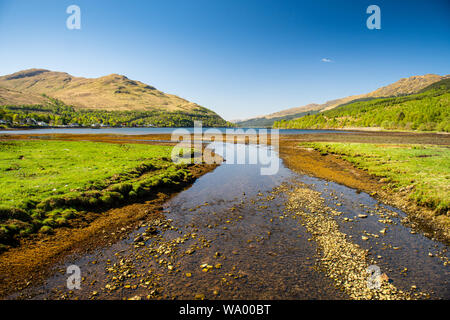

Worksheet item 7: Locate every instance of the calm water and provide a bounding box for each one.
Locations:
[0,127,351,135]
[13,142,449,300]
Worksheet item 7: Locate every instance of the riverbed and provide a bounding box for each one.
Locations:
[9,141,449,300]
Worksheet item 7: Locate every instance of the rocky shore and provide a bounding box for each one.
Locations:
[282,182,427,299]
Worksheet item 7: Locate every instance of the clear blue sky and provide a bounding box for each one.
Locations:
[0,0,449,120]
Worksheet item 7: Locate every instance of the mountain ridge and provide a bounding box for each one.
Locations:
[237,74,449,127]
[0,68,217,115]
[274,78,450,132]
[0,69,229,127]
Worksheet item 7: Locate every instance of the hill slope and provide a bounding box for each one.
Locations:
[235,109,320,127]
[0,86,47,106]
[0,69,228,127]
[274,78,450,132]
[0,69,207,112]
[237,74,448,127]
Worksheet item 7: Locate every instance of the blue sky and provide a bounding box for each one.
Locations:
[0,0,449,120]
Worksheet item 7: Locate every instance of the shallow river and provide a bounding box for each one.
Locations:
[13,142,449,300]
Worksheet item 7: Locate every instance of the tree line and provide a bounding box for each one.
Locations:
[0,97,230,128]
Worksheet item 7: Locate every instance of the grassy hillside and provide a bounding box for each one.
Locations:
[0,87,47,106]
[0,69,204,112]
[236,110,319,127]
[274,79,450,132]
[238,74,448,126]
[0,69,229,127]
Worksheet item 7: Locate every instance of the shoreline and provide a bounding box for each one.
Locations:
[0,136,219,298]
[2,126,449,137]
[277,136,449,245]
[2,131,449,243]
[2,131,448,243]
[0,131,448,299]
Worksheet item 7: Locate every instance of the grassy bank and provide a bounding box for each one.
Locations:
[302,142,449,215]
[0,139,195,250]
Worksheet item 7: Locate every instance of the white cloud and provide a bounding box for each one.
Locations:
[321,58,332,63]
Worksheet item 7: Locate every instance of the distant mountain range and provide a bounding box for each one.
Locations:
[1,70,448,130]
[0,69,228,127]
[237,74,449,127]
[274,77,450,132]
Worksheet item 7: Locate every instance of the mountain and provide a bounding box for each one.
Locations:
[274,78,450,132]
[258,103,322,120]
[236,74,449,127]
[0,69,228,127]
[363,74,448,99]
[0,86,47,106]
[234,109,320,128]
[0,69,214,112]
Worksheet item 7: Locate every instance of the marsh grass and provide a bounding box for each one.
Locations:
[303,142,450,214]
[0,140,194,248]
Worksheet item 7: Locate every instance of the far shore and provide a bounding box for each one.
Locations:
[1,125,449,135]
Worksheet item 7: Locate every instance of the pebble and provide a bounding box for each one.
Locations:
[195,293,205,300]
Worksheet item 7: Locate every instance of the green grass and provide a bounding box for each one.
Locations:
[302,142,450,214]
[0,140,195,247]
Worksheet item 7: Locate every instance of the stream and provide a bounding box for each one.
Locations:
[12,142,449,300]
